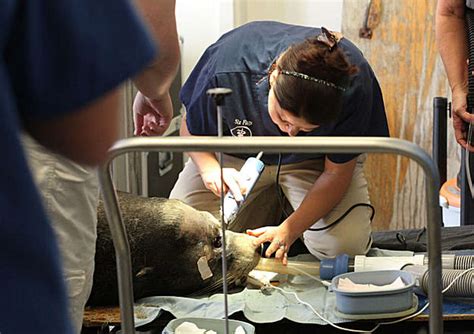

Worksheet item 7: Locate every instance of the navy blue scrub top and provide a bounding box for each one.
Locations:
[180,21,389,165]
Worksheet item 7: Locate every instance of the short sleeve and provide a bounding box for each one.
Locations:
[6,0,156,120]
[327,63,388,164]
[180,49,219,136]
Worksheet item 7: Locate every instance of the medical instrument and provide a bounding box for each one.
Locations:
[223,152,265,224]
[255,253,474,288]
[255,257,323,277]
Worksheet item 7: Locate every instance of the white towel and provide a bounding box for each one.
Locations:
[175,322,245,334]
[337,277,406,293]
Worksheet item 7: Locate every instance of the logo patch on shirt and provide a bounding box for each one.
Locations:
[230,119,253,137]
[230,126,252,137]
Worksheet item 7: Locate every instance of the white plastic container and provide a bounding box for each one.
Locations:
[439,178,460,227]
[162,317,255,334]
[440,197,460,227]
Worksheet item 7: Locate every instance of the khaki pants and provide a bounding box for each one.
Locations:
[170,154,372,259]
[22,134,98,334]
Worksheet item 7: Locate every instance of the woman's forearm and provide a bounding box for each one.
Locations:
[282,158,356,238]
[132,0,180,100]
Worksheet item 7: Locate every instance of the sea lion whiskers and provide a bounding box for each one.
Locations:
[189,280,224,297]
[188,273,242,297]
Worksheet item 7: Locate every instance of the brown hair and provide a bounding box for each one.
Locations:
[272,35,358,125]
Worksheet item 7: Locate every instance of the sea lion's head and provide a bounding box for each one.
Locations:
[91,194,261,306]
[150,199,260,296]
[174,203,261,295]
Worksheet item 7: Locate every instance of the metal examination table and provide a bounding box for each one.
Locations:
[95,136,444,334]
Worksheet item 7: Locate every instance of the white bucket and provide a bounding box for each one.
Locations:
[439,178,461,227]
[439,195,460,227]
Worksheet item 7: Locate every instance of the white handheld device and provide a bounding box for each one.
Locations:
[223,152,265,224]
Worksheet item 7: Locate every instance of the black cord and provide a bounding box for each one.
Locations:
[308,203,375,231]
[276,153,291,218]
[276,153,376,232]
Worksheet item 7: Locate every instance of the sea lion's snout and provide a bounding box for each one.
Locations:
[227,232,260,253]
[225,231,261,269]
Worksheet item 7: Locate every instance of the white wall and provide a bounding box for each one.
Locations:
[234,0,343,31]
[176,0,343,82]
[176,0,234,81]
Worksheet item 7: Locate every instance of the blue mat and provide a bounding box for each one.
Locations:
[418,295,474,315]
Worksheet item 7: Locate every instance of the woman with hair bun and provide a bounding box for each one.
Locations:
[170,21,389,263]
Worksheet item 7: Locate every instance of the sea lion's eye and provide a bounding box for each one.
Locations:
[213,235,222,248]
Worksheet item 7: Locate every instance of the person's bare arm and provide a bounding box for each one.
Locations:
[436,0,474,148]
[132,0,180,136]
[436,0,467,95]
[132,0,179,99]
[21,1,179,165]
[23,88,122,166]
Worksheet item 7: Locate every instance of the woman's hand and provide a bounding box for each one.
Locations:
[247,224,297,265]
[200,167,246,200]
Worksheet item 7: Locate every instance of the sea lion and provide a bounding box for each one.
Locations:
[87,192,260,306]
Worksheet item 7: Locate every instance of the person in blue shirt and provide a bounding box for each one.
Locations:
[170,21,389,264]
[0,0,163,332]
[21,1,180,331]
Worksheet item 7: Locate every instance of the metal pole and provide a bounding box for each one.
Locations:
[97,164,136,334]
[98,136,443,334]
[432,97,448,187]
[208,87,233,334]
[433,97,448,228]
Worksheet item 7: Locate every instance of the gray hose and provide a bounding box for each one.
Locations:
[404,264,474,297]
[453,255,474,270]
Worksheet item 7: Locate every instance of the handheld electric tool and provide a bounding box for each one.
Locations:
[223,151,265,224]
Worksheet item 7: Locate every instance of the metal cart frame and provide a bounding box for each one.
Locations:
[98,136,443,334]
